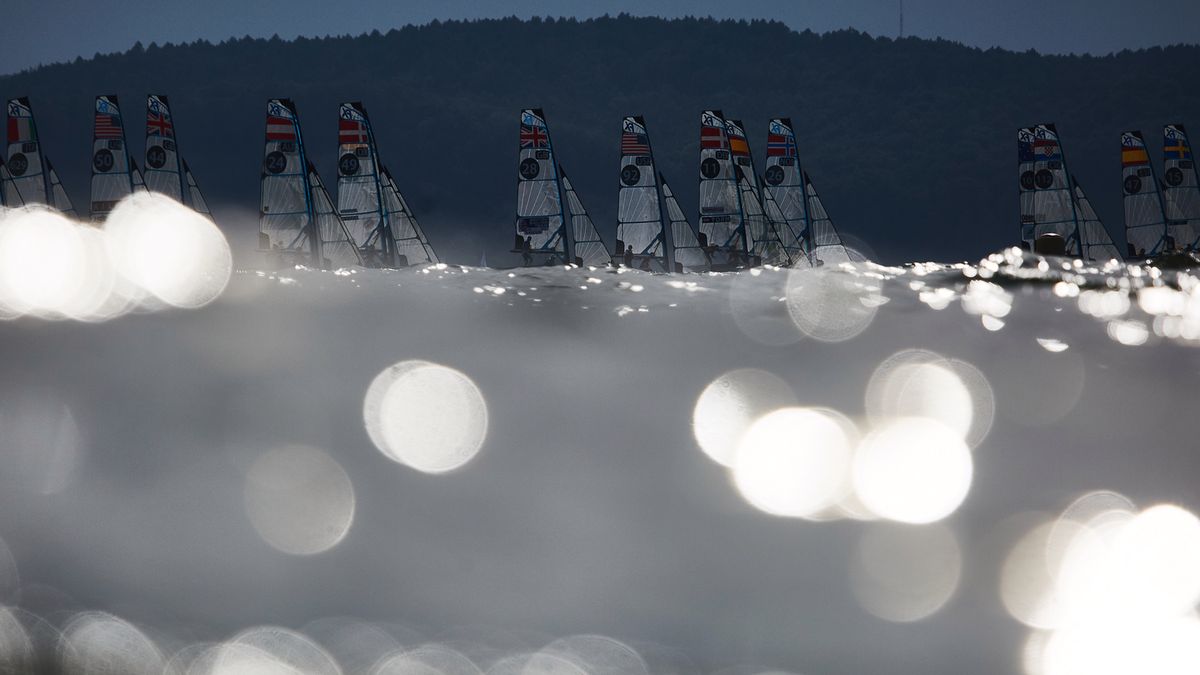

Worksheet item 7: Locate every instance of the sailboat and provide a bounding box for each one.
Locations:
[90,95,147,221]
[380,165,438,265]
[258,98,361,269]
[698,110,751,269]
[5,97,74,213]
[614,116,670,271]
[560,167,609,267]
[1071,177,1122,263]
[335,101,395,267]
[514,108,575,266]
[143,94,185,202]
[661,175,708,272]
[762,118,851,265]
[1162,124,1199,251]
[725,118,788,265]
[1017,124,1082,256]
[1122,130,1171,259]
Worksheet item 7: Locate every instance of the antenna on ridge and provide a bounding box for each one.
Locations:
[899,0,905,38]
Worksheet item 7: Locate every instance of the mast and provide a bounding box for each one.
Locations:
[90,95,137,221]
[1027,123,1082,255]
[143,94,186,202]
[1071,176,1122,263]
[336,101,392,266]
[661,173,707,271]
[380,165,435,266]
[515,108,571,264]
[698,109,748,264]
[259,98,321,265]
[5,98,48,206]
[1162,124,1200,251]
[1122,130,1170,257]
[615,115,668,271]
[727,118,788,265]
[560,167,610,267]
[182,160,211,217]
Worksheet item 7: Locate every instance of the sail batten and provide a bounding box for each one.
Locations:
[1122,130,1170,257]
[615,116,665,270]
[1162,124,1200,251]
[515,108,570,263]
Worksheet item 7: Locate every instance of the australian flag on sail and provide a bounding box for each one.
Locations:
[339,118,368,145]
[94,110,123,140]
[766,133,796,157]
[621,132,650,155]
[520,123,548,149]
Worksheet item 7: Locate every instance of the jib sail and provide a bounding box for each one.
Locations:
[1071,176,1122,263]
[182,160,210,216]
[561,167,609,267]
[380,165,436,266]
[804,172,853,265]
[307,160,362,268]
[661,175,707,272]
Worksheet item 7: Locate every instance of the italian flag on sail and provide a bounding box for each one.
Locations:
[7,117,35,144]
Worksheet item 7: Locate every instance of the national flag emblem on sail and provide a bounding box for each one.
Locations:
[266,116,296,142]
[520,123,548,149]
[700,126,725,150]
[621,131,650,155]
[1033,139,1061,161]
[6,117,35,144]
[766,133,795,157]
[727,135,750,156]
[146,108,173,138]
[1121,133,1149,166]
[1164,127,1192,161]
[339,118,368,145]
[94,111,124,140]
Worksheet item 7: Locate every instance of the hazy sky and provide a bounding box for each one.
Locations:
[3,0,1198,75]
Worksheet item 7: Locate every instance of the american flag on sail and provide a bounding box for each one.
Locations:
[94,111,124,140]
[339,118,368,145]
[266,116,296,142]
[146,108,173,138]
[766,133,795,157]
[621,131,650,155]
[520,123,548,149]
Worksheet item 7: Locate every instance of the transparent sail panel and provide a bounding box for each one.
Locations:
[515,109,566,257]
[259,99,315,258]
[562,172,609,266]
[381,170,433,266]
[698,110,744,254]
[47,161,76,216]
[309,166,361,268]
[6,98,47,206]
[336,103,386,258]
[90,96,134,221]
[1122,130,1168,257]
[183,162,210,216]
[1072,179,1121,263]
[1162,124,1200,250]
[662,178,707,271]
[1029,124,1081,255]
[143,95,184,201]
[805,173,852,265]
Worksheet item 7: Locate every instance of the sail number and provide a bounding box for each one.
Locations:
[146,145,168,169]
[93,149,115,173]
[264,151,288,175]
[7,153,28,176]
[519,158,540,180]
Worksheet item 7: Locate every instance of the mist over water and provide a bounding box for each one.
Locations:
[1,232,1200,672]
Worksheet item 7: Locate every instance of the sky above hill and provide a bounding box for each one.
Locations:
[3,0,1199,75]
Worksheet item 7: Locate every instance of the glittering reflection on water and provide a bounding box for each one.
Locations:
[243,445,355,556]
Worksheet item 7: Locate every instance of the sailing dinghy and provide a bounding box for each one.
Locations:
[90,95,147,221]
[698,110,752,269]
[614,116,670,271]
[5,97,74,213]
[1162,124,1199,251]
[763,118,852,265]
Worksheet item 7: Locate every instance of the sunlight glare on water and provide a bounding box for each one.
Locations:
[216,626,341,675]
[851,417,972,524]
[60,612,164,675]
[0,207,90,318]
[731,408,854,519]
[784,267,881,342]
[243,446,355,556]
[363,360,489,474]
[692,369,797,467]
[850,523,962,622]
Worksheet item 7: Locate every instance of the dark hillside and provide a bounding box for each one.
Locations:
[3,16,1198,263]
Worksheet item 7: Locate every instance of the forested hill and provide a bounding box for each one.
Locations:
[3,16,1199,264]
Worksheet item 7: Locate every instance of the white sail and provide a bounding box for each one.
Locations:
[1026,123,1081,255]
[90,95,136,221]
[727,118,787,265]
[131,159,148,192]
[761,182,803,263]
[45,159,76,217]
[143,94,185,202]
[0,159,22,207]
[762,118,812,263]
[5,98,47,206]
[661,176,707,271]
[698,110,747,260]
[1072,177,1122,263]
[515,108,570,263]
[805,172,853,265]
[615,115,666,270]
[380,166,435,266]
[1122,130,1169,258]
[1162,124,1200,250]
[182,160,210,216]
[259,98,320,264]
[400,191,439,265]
[336,101,390,265]
[560,168,609,267]
[307,162,361,268]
